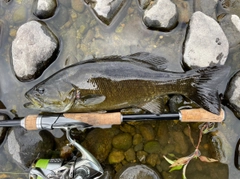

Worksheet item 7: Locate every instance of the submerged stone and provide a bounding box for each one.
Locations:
[108,150,125,164]
[12,6,27,24]
[112,133,132,151]
[12,20,59,82]
[32,0,58,19]
[183,11,229,68]
[84,0,126,25]
[5,128,54,169]
[143,0,178,31]
[225,71,240,118]
[83,128,113,162]
[139,124,155,141]
[144,140,161,154]
[71,0,85,13]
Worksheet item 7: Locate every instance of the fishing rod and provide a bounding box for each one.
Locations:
[0,108,225,130]
[0,108,225,179]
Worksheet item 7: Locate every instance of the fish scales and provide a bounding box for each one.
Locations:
[24,53,230,114]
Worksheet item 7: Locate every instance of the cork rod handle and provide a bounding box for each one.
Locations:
[24,115,38,130]
[180,108,225,122]
[63,112,122,126]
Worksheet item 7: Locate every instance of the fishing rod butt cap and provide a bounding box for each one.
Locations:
[179,108,225,122]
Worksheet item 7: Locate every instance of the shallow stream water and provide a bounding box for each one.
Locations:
[0,0,239,178]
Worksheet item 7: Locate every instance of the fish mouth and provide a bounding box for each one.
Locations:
[24,94,43,109]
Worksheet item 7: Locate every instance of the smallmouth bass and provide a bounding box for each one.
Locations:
[24,52,230,114]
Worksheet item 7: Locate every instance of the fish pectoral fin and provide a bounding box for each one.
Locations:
[138,96,168,114]
[125,52,168,71]
[80,94,106,106]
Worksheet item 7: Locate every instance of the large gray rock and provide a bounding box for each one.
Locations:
[219,14,240,48]
[32,0,58,19]
[5,128,55,169]
[114,164,161,179]
[183,11,229,68]
[143,0,178,31]
[12,20,59,81]
[225,71,240,118]
[84,0,126,25]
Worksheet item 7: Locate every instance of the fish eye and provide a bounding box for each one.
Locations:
[36,87,45,94]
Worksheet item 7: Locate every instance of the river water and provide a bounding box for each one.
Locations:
[0,0,239,178]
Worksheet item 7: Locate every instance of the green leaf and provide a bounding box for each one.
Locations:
[163,155,175,165]
[169,165,183,172]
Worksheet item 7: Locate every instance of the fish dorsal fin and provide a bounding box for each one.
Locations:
[124,52,168,71]
[80,94,106,106]
[138,96,167,114]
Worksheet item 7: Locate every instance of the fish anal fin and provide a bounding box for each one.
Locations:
[125,52,168,71]
[138,96,169,114]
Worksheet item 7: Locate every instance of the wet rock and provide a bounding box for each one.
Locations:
[137,151,148,163]
[221,0,240,17]
[144,140,161,154]
[168,95,198,112]
[138,0,151,9]
[32,0,57,19]
[172,131,189,155]
[139,124,155,141]
[71,0,85,13]
[156,122,169,146]
[225,71,240,118]
[183,11,229,68]
[0,113,8,146]
[5,128,54,169]
[168,95,185,112]
[198,0,218,19]
[124,148,136,162]
[84,0,126,25]
[112,133,132,151]
[120,123,136,136]
[108,150,125,164]
[114,164,161,179]
[162,143,175,155]
[12,6,27,24]
[146,153,160,167]
[83,128,113,162]
[133,133,143,145]
[219,14,240,48]
[134,143,143,152]
[12,20,59,81]
[143,0,178,31]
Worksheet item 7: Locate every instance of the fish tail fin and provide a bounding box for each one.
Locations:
[186,65,230,115]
